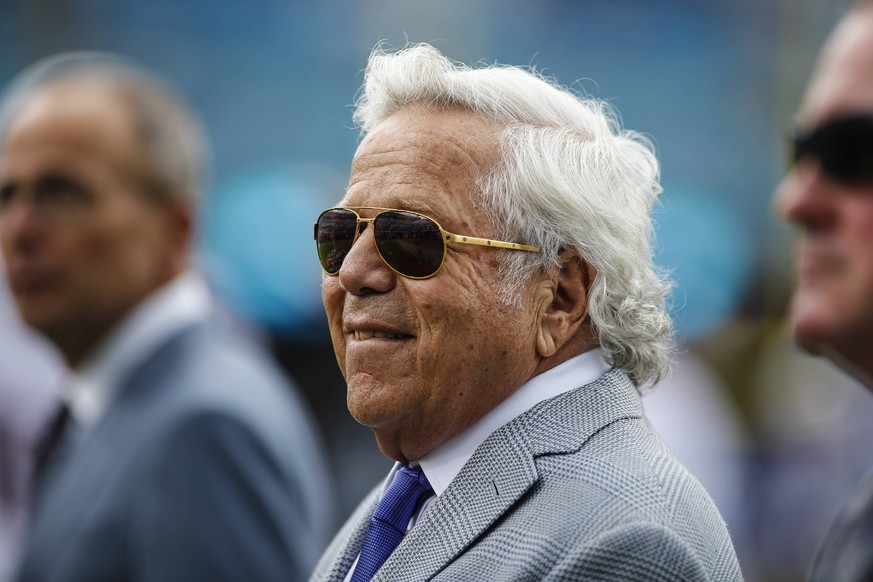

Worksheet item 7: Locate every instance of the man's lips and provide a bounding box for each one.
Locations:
[344,319,414,341]
[352,329,411,340]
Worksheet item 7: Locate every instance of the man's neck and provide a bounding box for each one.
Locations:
[57,269,185,369]
[56,319,119,370]
[531,326,598,379]
[823,345,873,390]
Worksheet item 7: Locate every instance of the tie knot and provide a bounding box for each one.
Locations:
[372,464,433,532]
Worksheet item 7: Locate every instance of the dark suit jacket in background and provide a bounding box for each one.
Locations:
[312,368,742,581]
[809,469,873,582]
[17,320,335,582]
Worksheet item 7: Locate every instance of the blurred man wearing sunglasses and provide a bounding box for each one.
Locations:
[311,43,742,582]
[775,2,873,580]
[0,54,335,581]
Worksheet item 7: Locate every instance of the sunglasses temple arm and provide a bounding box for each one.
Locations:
[442,232,540,253]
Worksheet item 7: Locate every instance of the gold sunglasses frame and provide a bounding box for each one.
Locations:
[314,206,540,280]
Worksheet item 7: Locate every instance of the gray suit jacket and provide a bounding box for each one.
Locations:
[312,368,742,581]
[17,320,335,582]
[808,469,873,582]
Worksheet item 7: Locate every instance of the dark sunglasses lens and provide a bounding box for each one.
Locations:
[316,209,358,274]
[821,118,873,185]
[793,115,873,185]
[373,211,445,278]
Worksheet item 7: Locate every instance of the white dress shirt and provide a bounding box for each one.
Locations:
[344,348,610,581]
[67,271,213,435]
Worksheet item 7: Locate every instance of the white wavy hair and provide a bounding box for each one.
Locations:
[353,43,674,387]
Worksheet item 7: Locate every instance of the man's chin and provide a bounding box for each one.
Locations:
[14,300,60,334]
[790,314,835,355]
[13,298,75,344]
[791,313,873,388]
[789,293,842,352]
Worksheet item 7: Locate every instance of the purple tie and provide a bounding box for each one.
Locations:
[350,464,433,582]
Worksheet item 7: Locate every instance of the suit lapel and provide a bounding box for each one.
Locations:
[44,324,201,501]
[25,331,190,575]
[374,367,641,581]
[316,488,380,581]
[376,427,538,581]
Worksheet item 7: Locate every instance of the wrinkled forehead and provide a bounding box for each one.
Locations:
[800,7,873,125]
[352,105,502,175]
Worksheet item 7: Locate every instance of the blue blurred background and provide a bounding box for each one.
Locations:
[3,1,872,580]
[0,0,806,338]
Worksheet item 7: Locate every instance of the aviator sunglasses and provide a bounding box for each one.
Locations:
[314,206,540,279]
[789,113,873,186]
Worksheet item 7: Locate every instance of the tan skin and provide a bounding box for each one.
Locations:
[0,82,191,367]
[774,5,873,386]
[322,104,597,462]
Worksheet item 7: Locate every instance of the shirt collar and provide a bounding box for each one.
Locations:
[67,271,212,432]
[418,348,609,495]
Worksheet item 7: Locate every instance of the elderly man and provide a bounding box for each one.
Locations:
[311,44,741,581]
[775,2,873,580]
[0,53,334,581]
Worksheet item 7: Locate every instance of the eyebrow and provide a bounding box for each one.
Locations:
[399,199,441,217]
[339,197,443,218]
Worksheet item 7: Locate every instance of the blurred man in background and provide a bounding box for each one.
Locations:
[0,53,334,581]
[311,43,741,581]
[775,1,873,579]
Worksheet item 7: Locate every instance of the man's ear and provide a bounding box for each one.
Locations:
[155,198,193,273]
[536,250,595,358]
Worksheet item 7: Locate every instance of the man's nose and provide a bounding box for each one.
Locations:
[0,194,47,254]
[774,162,838,232]
[337,223,396,296]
